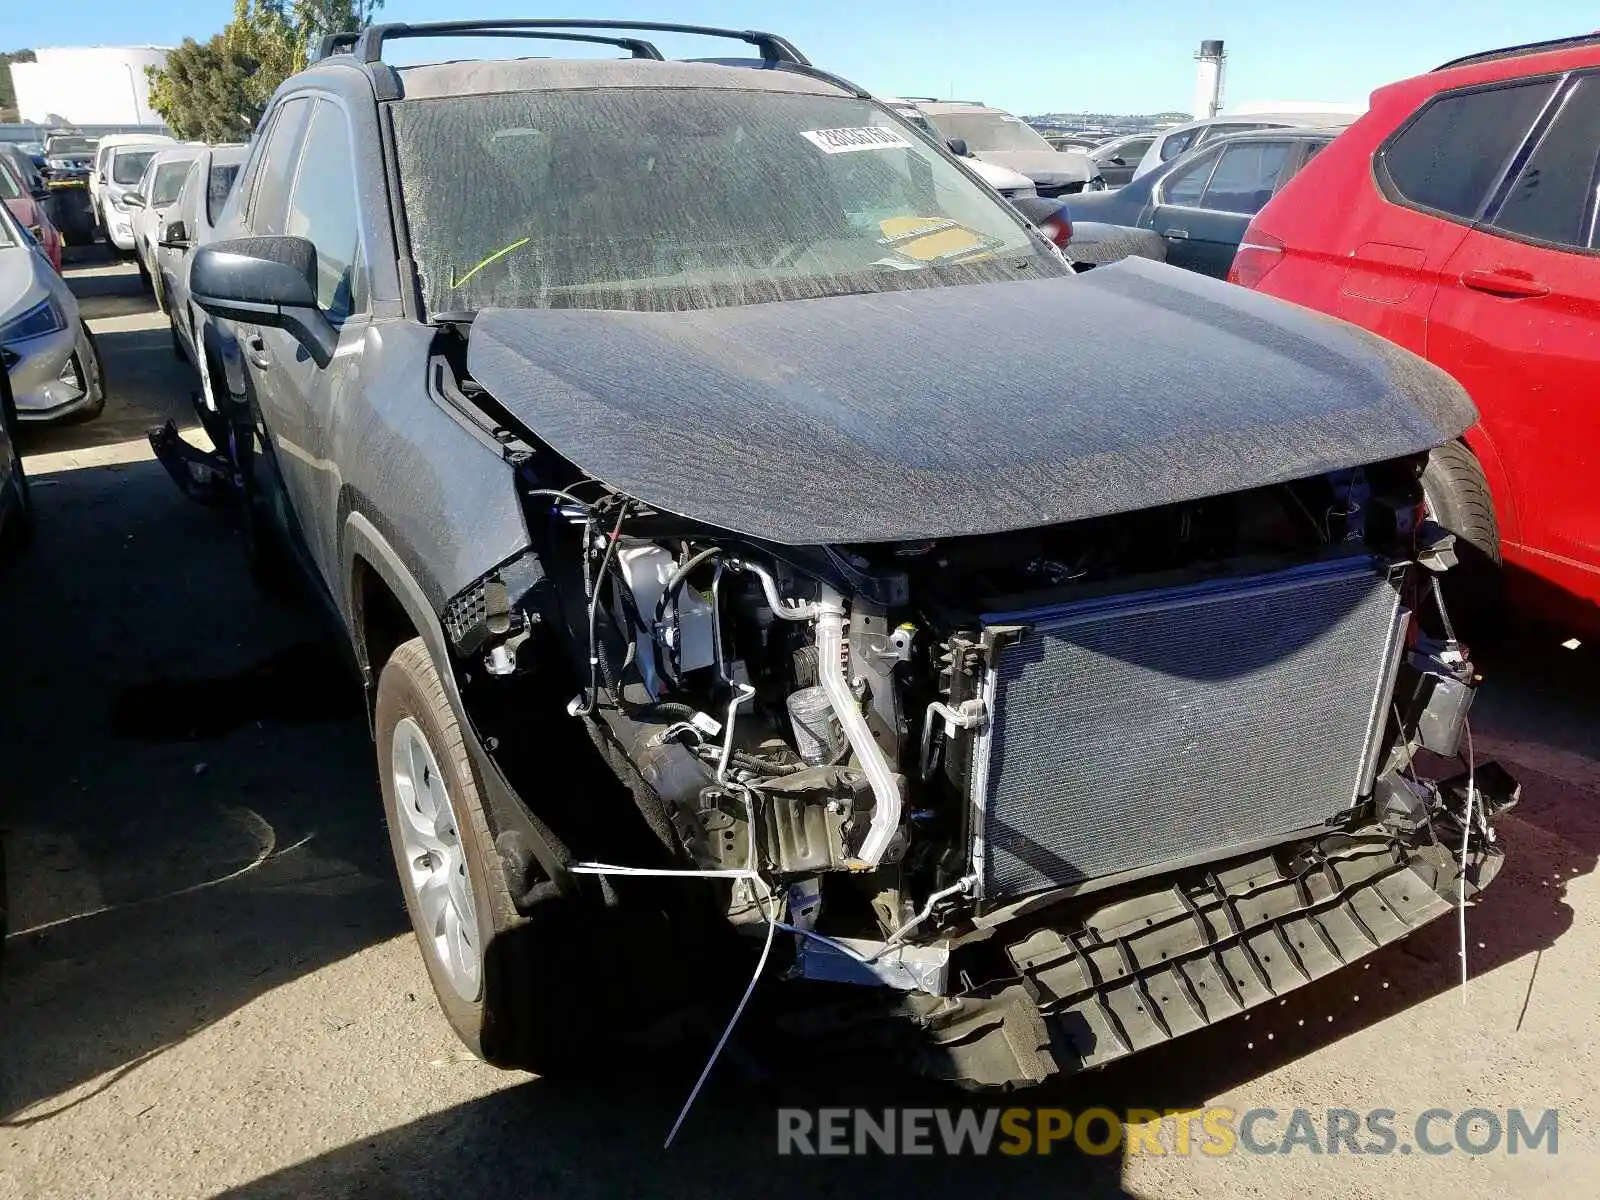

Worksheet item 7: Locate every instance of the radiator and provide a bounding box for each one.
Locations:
[969,556,1408,902]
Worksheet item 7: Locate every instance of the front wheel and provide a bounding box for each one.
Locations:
[375,638,617,1073]
[1421,441,1502,635]
[1,377,33,554]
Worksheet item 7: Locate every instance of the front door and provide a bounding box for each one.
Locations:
[247,98,369,592]
[1152,138,1296,278]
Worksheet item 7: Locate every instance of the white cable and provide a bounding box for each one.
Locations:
[566,679,775,1148]
[1459,718,1476,1004]
[663,875,778,1150]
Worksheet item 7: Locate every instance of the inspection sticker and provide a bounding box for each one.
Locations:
[801,127,915,154]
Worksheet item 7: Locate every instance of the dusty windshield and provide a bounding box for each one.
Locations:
[391,87,1063,316]
[151,160,192,206]
[112,150,158,186]
[45,136,95,157]
[926,111,1054,153]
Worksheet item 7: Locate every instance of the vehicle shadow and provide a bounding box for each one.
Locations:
[221,1069,1135,1198]
[1,309,400,1124]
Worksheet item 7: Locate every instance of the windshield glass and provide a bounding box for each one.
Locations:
[112,150,158,186]
[392,88,1061,316]
[46,136,95,157]
[151,160,192,206]
[924,111,1053,153]
[0,163,21,200]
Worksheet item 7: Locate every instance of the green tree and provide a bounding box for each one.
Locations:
[145,0,382,140]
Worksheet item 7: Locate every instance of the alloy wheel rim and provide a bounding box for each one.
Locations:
[390,715,481,1001]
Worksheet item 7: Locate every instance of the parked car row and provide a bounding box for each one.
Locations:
[0,196,102,427]
[1068,126,1341,276]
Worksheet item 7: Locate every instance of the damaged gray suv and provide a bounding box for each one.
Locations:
[177,20,1516,1089]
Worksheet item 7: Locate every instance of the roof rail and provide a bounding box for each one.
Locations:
[1434,31,1600,71]
[345,19,809,67]
[685,57,870,99]
[317,31,360,59]
[315,27,665,62]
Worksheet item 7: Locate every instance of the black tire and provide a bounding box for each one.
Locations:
[375,638,609,1073]
[57,321,107,425]
[170,316,186,363]
[136,254,152,293]
[1422,440,1503,633]
[1,376,33,554]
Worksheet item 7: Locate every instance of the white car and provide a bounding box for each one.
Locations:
[908,100,1103,197]
[1130,111,1356,180]
[881,99,1039,201]
[157,143,247,447]
[0,200,104,424]
[128,145,204,308]
[91,133,175,253]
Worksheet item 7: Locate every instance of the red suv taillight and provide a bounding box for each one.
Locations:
[1228,231,1285,288]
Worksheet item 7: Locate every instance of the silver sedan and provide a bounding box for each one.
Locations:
[0,201,104,425]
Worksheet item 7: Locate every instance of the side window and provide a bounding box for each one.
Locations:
[1201,140,1293,215]
[176,162,202,227]
[248,97,314,235]
[1160,148,1220,206]
[208,163,242,227]
[1490,76,1600,249]
[1160,129,1199,162]
[284,100,364,320]
[1381,79,1557,219]
[1115,137,1153,163]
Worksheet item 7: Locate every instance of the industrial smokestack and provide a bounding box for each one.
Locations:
[1193,38,1227,120]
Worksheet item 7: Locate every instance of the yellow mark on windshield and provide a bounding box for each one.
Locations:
[879,216,986,262]
[449,237,531,288]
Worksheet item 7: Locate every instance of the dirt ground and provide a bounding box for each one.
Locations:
[0,253,1595,1199]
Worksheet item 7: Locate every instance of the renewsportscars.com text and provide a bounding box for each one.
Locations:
[776,1106,1559,1157]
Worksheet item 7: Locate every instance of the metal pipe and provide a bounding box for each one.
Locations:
[811,586,903,869]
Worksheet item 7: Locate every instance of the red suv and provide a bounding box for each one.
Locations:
[1232,34,1600,631]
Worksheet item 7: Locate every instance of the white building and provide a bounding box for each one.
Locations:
[11,46,172,127]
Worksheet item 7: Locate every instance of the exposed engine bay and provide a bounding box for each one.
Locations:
[437,420,1516,1082]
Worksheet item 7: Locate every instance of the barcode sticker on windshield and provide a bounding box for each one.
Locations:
[800,127,915,154]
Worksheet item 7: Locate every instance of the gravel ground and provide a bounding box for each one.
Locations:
[0,254,1595,1199]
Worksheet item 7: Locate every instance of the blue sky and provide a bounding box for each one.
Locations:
[8,1,1597,114]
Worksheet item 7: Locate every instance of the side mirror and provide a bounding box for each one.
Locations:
[946,137,969,158]
[123,192,146,209]
[160,219,190,248]
[191,236,336,369]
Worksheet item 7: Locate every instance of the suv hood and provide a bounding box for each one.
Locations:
[975,148,1095,186]
[467,259,1474,545]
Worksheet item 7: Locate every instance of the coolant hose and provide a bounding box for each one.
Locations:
[812,588,903,869]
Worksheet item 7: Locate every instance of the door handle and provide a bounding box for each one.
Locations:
[1460,268,1549,299]
[244,332,272,370]
[1163,228,1190,239]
